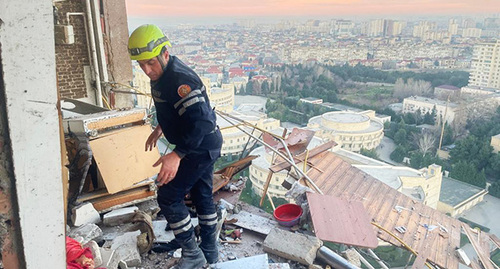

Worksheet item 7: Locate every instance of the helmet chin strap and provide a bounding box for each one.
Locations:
[157,47,169,71]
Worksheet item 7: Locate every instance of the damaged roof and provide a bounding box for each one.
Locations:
[278,150,464,269]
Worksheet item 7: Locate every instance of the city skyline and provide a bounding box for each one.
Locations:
[126,0,500,19]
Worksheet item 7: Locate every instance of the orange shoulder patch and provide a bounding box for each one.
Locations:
[177,84,191,98]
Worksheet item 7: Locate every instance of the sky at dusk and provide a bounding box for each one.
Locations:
[125,0,500,19]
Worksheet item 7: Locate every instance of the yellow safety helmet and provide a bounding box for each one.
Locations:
[128,24,172,61]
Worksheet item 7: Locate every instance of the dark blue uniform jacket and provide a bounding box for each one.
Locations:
[151,55,221,159]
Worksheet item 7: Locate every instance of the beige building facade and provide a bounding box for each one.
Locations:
[307,110,384,152]
[492,134,500,153]
[469,40,500,90]
[210,85,235,113]
[402,96,457,124]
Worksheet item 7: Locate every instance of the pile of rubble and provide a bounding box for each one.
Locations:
[66,192,362,269]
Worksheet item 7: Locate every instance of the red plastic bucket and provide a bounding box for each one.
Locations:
[273,203,303,227]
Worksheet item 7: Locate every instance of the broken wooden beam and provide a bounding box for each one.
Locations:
[270,141,336,173]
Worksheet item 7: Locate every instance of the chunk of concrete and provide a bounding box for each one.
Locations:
[269,263,291,269]
[103,206,138,226]
[214,254,268,269]
[83,240,102,267]
[263,228,322,266]
[110,230,142,267]
[71,203,101,227]
[68,223,103,245]
[100,248,121,269]
[344,249,361,267]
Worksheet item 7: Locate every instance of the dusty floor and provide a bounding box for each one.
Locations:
[136,199,310,269]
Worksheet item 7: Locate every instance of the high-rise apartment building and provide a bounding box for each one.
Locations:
[448,19,459,35]
[413,21,437,39]
[368,19,385,36]
[469,40,500,89]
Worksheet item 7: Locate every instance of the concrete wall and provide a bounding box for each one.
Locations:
[54,0,91,100]
[400,165,443,209]
[0,43,24,269]
[0,1,66,267]
[102,0,134,108]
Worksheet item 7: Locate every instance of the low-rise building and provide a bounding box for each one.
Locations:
[210,86,234,113]
[300,97,323,104]
[307,110,384,152]
[438,177,488,217]
[402,96,457,124]
[434,85,460,101]
[491,134,500,153]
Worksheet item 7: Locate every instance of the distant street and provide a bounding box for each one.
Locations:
[376,136,398,165]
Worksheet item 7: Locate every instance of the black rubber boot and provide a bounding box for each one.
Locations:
[199,226,218,264]
[171,235,207,269]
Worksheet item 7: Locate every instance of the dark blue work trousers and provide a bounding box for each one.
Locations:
[157,151,218,243]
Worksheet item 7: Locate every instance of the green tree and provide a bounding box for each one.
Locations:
[442,123,454,146]
[488,182,500,198]
[449,161,486,188]
[394,129,408,146]
[390,146,407,163]
[360,148,379,159]
[488,153,500,180]
[245,80,254,95]
[449,136,493,171]
[262,81,270,96]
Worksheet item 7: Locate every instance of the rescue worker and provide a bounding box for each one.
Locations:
[128,24,222,269]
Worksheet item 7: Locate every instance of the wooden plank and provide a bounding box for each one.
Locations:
[432,213,448,267]
[339,171,366,201]
[89,125,161,194]
[317,161,351,192]
[259,170,274,206]
[269,141,336,173]
[378,192,406,229]
[86,110,146,131]
[307,193,378,248]
[462,223,495,269]
[91,187,156,212]
[470,259,483,269]
[351,175,377,203]
[447,219,462,269]
[325,165,358,195]
[412,255,427,269]
[411,204,435,256]
[389,195,414,238]
[76,180,153,203]
[491,234,500,249]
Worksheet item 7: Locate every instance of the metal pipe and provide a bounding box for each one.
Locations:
[216,110,323,194]
[352,249,375,269]
[367,249,389,269]
[316,246,361,269]
[84,0,103,107]
[90,0,109,85]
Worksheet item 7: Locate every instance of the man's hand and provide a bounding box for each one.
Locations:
[153,151,181,186]
[145,125,163,151]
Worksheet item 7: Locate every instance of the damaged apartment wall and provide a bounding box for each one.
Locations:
[0,40,24,269]
[102,0,134,108]
[54,0,134,108]
[0,1,66,267]
[54,0,91,100]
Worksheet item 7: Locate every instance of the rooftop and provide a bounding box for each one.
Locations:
[405,96,459,108]
[439,177,486,207]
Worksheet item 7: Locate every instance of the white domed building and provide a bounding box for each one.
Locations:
[307,110,384,152]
